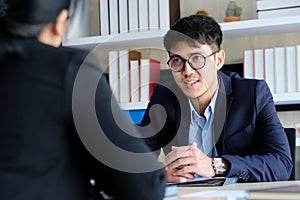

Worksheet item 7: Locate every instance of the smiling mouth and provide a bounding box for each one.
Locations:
[183,79,199,87]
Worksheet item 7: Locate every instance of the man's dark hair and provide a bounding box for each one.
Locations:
[164,15,223,52]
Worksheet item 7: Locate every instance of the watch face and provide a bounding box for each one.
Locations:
[214,158,227,173]
[217,165,226,172]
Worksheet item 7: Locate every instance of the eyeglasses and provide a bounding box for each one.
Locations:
[167,50,220,72]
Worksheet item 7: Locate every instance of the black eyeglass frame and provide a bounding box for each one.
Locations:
[167,50,220,72]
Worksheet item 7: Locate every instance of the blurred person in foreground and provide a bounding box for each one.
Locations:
[0,0,165,199]
[139,15,292,183]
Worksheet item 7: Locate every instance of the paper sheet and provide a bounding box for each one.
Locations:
[180,190,248,199]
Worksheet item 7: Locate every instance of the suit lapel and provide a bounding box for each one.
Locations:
[176,96,190,146]
[215,72,234,155]
[166,82,191,147]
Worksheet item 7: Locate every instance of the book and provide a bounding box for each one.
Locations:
[108,0,119,35]
[99,0,109,35]
[285,46,297,93]
[257,0,300,10]
[89,0,100,36]
[274,47,286,93]
[119,0,129,34]
[149,0,159,30]
[128,0,139,32]
[296,45,300,92]
[258,7,300,19]
[253,49,264,80]
[139,58,160,102]
[243,49,254,79]
[64,1,90,39]
[264,48,275,93]
[108,50,120,101]
[159,0,170,30]
[119,50,141,103]
[247,184,300,199]
[129,60,140,102]
[297,45,300,91]
[138,0,149,31]
[257,0,300,19]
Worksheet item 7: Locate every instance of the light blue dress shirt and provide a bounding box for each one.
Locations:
[188,89,218,157]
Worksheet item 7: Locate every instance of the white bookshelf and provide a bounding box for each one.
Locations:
[221,15,300,38]
[63,15,300,107]
[63,15,300,50]
[274,93,300,106]
[63,29,167,50]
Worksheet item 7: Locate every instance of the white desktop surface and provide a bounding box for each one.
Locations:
[164,180,300,200]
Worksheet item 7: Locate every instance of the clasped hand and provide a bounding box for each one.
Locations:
[164,142,215,183]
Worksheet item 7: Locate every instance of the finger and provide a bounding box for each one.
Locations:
[171,146,179,150]
[165,146,191,165]
[179,173,195,180]
[191,142,197,148]
[167,157,197,170]
[189,144,207,158]
[167,175,187,183]
[169,145,192,157]
[165,148,202,167]
[173,167,195,180]
[164,166,187,183]
[173,165,197,177]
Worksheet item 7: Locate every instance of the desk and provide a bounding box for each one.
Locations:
[164,181,300,200]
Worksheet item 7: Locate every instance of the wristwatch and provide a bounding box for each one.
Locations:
[212,158,227,176]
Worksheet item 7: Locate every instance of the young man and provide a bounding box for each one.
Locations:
[0,0,165,199]
[139,15,292,183]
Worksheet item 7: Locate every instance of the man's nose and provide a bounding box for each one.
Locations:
[182,61,195,75]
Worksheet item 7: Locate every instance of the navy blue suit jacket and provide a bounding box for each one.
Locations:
[139,71,292,182]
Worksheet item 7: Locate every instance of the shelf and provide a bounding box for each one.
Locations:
[273,92,300,105]
[117,92,300,111]
[221,15,300,38]
[63,29,167,50]
[63,15,300,50]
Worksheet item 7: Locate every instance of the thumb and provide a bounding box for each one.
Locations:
[191,142,197,148]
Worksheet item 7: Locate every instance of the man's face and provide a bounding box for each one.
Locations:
[169,41,223,100]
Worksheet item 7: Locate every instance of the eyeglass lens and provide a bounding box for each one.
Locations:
[168,54,206,72]
[167,51,219,72]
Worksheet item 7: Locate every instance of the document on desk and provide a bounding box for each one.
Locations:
[247,184,300,200]
[167,177,238,187]
[180,190,247,199]
[180,184,300,199]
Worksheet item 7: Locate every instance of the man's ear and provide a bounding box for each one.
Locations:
[53,9,69,38]
[216,50,225,70]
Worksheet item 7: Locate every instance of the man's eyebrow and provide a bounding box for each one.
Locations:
[169,51,206,59]
[169,54,181,58]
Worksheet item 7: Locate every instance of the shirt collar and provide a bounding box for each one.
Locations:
[189,85,219,122]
